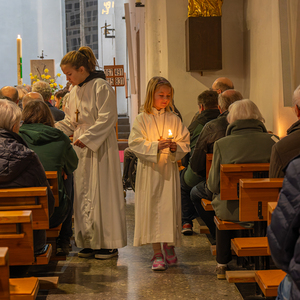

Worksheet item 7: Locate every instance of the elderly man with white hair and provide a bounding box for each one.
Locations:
[269,85,300,178]
[0,99,55,255]
[207,99,277,279]
[32,81,65,121]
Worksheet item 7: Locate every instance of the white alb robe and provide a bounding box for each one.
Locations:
[56,78,127,249]
[129,108,190,246]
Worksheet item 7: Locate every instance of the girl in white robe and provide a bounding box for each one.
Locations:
[129,77,190,270]
[56,46,127,260]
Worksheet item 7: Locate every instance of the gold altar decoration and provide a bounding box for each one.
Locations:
[188,0,223,17]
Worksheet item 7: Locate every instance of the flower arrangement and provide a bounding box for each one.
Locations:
[30,68,63,100]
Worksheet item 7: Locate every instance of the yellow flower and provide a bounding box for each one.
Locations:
[44,69,49,73]
[30,76,34,80]
[41,74,45,79]
[54,83,57,87]
[34,75,38,78]
[46,75,51,80]
[23,83,26,86]
[29,73,32,76]
[59,84,63,89]
[51,95,54,100]
[57,73,61,77]
[37,79,40,82]
[50,84,53,88]
[33,81,36,84]
[50,79,54,83]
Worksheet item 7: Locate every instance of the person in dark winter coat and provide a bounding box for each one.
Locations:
[0,99,55,254]
[267,155,300,300]
[19,100,78,255]
[181,90,220,235]
[186,90,243,238]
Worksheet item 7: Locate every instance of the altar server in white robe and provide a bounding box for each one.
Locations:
[56,46,127,259]
[129,77,190,271]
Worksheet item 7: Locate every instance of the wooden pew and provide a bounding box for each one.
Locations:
[0,211,34,265]
[201,154,214,212]
[230,179,283,258]
[268,202,277,226]
[45,171,59,207]
[228,179,283,282]
[220,163,270,200]
[0,187,49,230]
[255,270,286,297]
[0,210,52,266]
[201,198,213,211]
[239,178,283,222]
[0,247,10,299]
[0,247,40,300]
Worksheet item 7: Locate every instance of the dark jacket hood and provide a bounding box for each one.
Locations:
[78,70,106,87]
[0,128,36,183]
[19,123,62,146]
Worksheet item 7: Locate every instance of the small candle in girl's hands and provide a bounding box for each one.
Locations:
[167,129,174,139]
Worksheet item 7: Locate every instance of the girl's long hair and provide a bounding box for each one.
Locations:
[142,76,174,114]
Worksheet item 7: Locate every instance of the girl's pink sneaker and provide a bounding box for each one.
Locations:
[151,253,167,271]
[163,243,177,265]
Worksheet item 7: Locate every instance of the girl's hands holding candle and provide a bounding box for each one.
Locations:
[169,142,177,153]
[158,139,171,151]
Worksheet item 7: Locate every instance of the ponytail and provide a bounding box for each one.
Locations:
[60,46,99,73]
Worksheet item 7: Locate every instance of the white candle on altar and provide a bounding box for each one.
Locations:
[17,35,22,85]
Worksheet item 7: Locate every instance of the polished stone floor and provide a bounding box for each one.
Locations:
[21,188,252,300]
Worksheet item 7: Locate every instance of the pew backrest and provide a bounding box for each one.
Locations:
[239,178,283,222]
[220,163,270,200]
[0,211,34,265]
[45,171,59,207]
[0,187,49,230]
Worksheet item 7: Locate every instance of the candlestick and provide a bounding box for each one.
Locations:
[17,35,23,85]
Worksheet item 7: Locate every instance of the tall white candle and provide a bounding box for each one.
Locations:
[17,35,22,85]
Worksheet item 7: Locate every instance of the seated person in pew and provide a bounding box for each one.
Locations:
[189,77,234,125]
[19,100,78,255]
[185,90,243,237]
[267,155,300,300]
[270,85,300,178]
[181,90,220,235]
[207,99,278,279]
[0,99,55,255]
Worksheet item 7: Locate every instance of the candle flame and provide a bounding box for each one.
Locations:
[17,35,21,39]
[168,129,173,137]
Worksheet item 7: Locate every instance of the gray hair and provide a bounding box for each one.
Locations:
[218,89,243,112]
[292,85,300,107]
[0,99,22,131]
[32,81,52,101]
[227,99,265,124]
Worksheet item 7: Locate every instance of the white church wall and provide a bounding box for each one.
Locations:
[99,0,127,115]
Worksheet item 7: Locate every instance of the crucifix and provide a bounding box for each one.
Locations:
[75,109,80,122]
